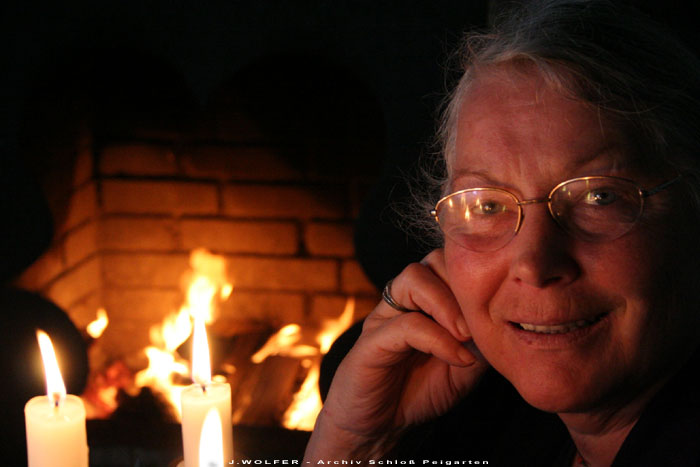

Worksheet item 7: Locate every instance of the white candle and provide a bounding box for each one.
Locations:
[181,316,233,466]
[25,330,88,467]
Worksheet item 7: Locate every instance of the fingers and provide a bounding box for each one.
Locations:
[358,307,475,370]
[384,312,476,366]
[377,249,470,342]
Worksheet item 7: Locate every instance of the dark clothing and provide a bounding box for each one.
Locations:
[389,353,700,466]
[389,369,570,465]
[612,352,700,466]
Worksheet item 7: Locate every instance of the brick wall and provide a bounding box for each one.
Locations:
[15,54,384,367]
[16,137,380,362]
[13,58,385,430]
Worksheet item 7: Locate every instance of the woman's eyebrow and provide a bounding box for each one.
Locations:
[451,169,501,186]
[563,143,625,173]
[453,146,625,181]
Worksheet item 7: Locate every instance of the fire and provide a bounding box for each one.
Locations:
[134,248,233,419]
[318,297,355,354]
[86,308,109,339]
[282,361,321,430]
[82,246,357,429]
[250,324,317,363]
[252,297,355,431]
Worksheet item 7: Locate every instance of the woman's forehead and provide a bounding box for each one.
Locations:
[450,68,634,186]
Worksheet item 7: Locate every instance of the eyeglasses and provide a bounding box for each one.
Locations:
[431,175,682,252]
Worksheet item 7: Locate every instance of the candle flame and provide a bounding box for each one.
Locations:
[192,315,212,387]
[199,408,225,467]
[86,308,109,338]
[36,330,66,405]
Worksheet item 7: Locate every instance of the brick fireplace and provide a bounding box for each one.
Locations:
[14,52,383,426]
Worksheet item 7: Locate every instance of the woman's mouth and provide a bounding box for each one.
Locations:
[511,313,608,334]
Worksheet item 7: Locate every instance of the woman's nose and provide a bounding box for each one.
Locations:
[508,206,580,288]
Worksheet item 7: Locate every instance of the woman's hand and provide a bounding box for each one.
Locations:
[303,249,489,461]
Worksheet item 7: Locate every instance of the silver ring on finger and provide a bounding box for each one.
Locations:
[382,279,419,313]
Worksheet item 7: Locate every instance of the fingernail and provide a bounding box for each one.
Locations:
[456,317,470,340]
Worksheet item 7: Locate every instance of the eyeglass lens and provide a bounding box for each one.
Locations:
[436,177,645,251]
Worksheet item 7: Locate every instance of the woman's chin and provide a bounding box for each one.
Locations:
[508,375,608,414]
[517,389,582,414]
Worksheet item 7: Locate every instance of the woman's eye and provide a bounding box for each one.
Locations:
[475,200,504,214]
[583,189,618,206]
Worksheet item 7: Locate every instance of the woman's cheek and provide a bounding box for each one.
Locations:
[445,244,508,317]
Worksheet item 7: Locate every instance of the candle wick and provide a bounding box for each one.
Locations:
[201,384,207,394]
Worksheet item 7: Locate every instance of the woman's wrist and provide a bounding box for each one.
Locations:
[303,407,400,462]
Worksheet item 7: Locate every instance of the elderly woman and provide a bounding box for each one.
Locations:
[304,0,700,465]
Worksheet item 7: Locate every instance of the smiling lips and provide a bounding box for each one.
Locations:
[513,313,608,334]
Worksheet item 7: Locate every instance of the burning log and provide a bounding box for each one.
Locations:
[247,297,355,430]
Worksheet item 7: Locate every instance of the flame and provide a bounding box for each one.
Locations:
[251,297,355,430]
[192,315,212,386]
[318,297,355,354]
[200,408,225,467]
[86,308,109,338]
[250,324,316,363]
[36,330,66,405]
[221,283,233,301]
[87,245,357,429]
[187,276,218,323]
[282,360,322,430]
[134,248,232,419]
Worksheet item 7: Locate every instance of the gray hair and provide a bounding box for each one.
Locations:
[414,0,700,246]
